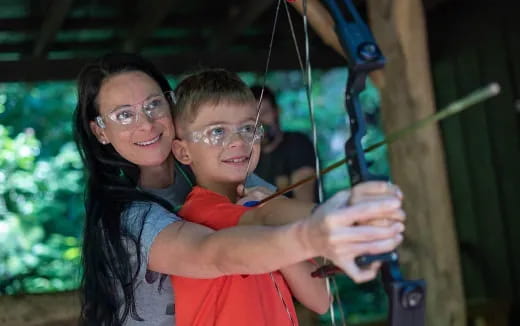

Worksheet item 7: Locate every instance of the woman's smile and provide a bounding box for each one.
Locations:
[135,133,162,146]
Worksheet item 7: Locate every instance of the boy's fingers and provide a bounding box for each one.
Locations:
[236,184,245,197]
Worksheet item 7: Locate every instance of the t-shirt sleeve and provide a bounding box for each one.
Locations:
[179,190,250,230]
[286,132,316,173]
[122,202,182,279]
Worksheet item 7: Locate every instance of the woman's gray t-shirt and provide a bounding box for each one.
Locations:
[119,168,274,325]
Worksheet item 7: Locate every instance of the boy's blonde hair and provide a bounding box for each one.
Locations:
[173,69,256,126]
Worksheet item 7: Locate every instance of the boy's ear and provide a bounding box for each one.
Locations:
[89,120,110,145]
[172,139,192,165]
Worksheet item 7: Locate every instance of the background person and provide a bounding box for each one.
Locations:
[251,85,317,202]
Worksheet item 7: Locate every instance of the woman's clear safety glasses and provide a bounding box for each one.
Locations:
[96,91,175,130]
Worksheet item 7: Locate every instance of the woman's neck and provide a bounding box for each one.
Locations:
[138,155,175,189]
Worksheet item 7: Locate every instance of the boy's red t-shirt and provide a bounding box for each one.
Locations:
[172,186,298,326]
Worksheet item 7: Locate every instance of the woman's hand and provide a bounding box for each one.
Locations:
[305,188,405,283]
[348,181,404,227]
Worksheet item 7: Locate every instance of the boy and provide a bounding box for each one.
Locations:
[170,69,329,325]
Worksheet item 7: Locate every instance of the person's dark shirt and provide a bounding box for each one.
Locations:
[255,131,316,198]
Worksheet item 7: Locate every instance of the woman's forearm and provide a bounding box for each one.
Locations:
[149,219,316,278]
[238,197,315,226]
[149,191,405,282]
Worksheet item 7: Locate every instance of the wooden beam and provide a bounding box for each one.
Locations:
[423,0,451,10]
[209,0,274,52]
[0,18,40,31]
[0,15,219,33]
[32,0,75,58]
[367,0,466,325]
[0,46,343,82]
[0,36,214,53]
[0,290,79,326]
[121,0,178,52]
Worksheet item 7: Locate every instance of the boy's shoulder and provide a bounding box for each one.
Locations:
[180,186,248,229]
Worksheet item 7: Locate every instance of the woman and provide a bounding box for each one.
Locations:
[73,53,405,325]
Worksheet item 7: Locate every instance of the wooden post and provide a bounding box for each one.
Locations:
[366,1,466,325]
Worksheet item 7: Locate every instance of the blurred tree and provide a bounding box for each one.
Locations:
[0,82,77,159]
[0,126,82,294]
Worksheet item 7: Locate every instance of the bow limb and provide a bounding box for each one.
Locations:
[288,0,385,88]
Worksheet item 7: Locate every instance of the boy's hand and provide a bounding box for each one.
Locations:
[236,184,274,205]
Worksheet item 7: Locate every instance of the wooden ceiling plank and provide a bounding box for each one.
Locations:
[209,0,275,52]
[122,0,181,52]
[32,0,75,58]
[423,0,451,10]
[0,47,343,82]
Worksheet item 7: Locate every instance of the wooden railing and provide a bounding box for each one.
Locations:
[0,290,79,326]
[0,291,510,326]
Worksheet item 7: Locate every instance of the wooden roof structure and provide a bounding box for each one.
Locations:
[0,0,448,82]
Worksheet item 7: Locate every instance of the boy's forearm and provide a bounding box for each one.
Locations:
[239,197,316,226]
[280,261,330,314]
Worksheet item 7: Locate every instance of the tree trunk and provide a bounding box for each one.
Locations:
[367,0,466,325]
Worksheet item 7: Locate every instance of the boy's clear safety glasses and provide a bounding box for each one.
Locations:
[95,91,175,130]
[188,123,264,147]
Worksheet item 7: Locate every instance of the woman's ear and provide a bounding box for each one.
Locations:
[89,120,110,145]
[172,139,192,165]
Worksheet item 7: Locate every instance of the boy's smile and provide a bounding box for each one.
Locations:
[173,100,261,199]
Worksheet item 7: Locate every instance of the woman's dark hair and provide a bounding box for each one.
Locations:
[73,53,173,325]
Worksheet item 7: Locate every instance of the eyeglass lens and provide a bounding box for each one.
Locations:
[192,124,263,146]
[106,92,171,127]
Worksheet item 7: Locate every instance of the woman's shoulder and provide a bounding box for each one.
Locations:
[122,201,182,237]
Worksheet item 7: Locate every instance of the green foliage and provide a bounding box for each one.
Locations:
[0,82,77,159]
[0,125,83,294]
[320,276,388,324]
